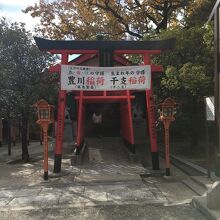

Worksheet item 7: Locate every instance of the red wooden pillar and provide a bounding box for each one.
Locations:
[76,91,84,152]
[54,90,66,172]
[119,92,135,153]
[54,52,68,173]
[144,53,160,170]
[126,90,135,152]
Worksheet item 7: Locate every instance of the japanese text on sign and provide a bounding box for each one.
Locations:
[61,65,151,91]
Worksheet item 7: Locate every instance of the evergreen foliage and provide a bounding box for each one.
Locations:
[0,19,57,162]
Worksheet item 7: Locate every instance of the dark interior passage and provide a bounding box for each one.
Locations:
[85,103,120,137]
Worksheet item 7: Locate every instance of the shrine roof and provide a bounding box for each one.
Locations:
[34,37,176,52]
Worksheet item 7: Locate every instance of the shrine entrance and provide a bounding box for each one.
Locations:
[34,36,175,174]
[85,103,120,137]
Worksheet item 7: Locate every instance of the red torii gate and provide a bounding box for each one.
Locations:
[34,37,175,173]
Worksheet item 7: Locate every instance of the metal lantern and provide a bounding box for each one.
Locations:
[32,99,54,180]
[158,97,179,176]
[159,98,178,122]
[33,99,54,125]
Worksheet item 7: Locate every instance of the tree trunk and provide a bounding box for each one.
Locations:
[21,110,29,162]
[0,118,3,147]
[7,118,11,156]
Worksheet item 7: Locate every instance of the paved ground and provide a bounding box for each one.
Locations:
[0,204,207,220]
[0,122,209,219]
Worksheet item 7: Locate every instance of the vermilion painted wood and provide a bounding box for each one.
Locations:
[74,95,135,100]
[42,124,49,180]
[151,65,163,72]
[49,64,60,73]
[126,90,135,144]
[119,92,134,146]
[54,53,68,156]
[76,91,84,146]
[114,50,162,54]
[144,53,158,153]
[55,90,66,155]
[113,55,131,66]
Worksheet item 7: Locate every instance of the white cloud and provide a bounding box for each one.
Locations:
[0,1,40,31]
[0,11,40,31]
[0,0,37,7]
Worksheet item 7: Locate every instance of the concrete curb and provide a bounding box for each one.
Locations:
[170,155,207,175]
[192,196,220,220]
[183,181,205,196]
[168,154,220,219]
[49,170,72,178]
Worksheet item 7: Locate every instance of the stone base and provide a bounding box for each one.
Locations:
[70,142,87,166]
[207,181,220,210]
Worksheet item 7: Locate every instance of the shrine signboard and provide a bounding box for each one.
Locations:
[61,65,151,91]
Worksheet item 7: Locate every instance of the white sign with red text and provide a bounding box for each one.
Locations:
[61,65,151,91]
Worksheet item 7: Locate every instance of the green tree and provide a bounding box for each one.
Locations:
[0,18,57,162]
[151,24,214,147]
[185,0,215,27]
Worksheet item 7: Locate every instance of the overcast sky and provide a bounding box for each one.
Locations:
[0,0,40,31]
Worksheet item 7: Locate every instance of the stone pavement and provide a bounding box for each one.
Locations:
[0,138,166,210]
[0,180,167,210]
[0,135,210,219]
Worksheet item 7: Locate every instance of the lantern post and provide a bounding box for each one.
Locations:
[159,98,178,176]
[33,99,54,180]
